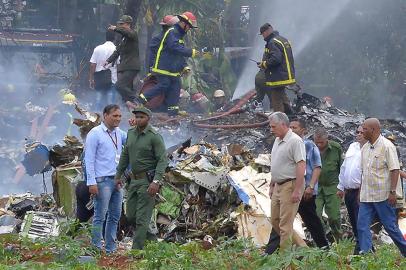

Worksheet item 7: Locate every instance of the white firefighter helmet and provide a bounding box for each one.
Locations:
[213,89,225,98]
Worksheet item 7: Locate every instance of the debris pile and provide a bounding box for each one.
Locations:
[1,91,405,248]
[154,140,274,245]
[156,92,406,164]
[0,0,26,28]
[0,192,59,239]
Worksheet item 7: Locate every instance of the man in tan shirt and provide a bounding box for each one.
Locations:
[269,112,306,250]
[358,118,406,257]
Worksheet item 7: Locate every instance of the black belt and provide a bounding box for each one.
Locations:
[276,178,295,185]
[344,188,360,192]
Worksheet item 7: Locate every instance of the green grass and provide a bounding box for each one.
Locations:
[0,223,404,270]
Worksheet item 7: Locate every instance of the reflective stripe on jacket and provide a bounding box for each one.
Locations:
[151,24,193,76]
[262,31,296,88]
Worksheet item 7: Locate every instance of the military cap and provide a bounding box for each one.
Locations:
[117,15,133,24]
[259,23,272,35]
[132,106,152,117]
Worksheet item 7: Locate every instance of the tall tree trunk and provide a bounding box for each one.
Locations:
[125,0,143,23]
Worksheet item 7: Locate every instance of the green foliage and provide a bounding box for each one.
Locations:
[1,231,405,270]
[0,220,100,270]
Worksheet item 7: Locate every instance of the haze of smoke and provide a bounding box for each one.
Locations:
[233,0,351,100]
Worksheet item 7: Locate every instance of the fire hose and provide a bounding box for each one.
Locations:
[192,89,270,129]
[193,112,270,129]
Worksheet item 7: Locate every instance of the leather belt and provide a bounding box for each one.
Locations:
[276,178,295,185]
[133,171,148,179]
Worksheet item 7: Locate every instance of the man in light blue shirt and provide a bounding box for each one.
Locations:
[290,118,329,248]
[85,104,126,253]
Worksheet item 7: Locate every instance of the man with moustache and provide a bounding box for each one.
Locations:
[85,104,126,253]
[357,118,406,256]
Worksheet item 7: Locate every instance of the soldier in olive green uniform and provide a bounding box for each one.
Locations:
[106,15,140,103]
[314,128,343,241]
[115,107,167,249]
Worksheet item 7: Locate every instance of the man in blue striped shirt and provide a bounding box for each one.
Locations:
[290,118,329,248]
[85,104,127,253]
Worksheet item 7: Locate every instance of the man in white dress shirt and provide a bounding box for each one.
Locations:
[337,125,366,254]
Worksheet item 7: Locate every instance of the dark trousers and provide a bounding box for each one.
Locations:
[344,189,360,254]
[254,70,272,108]
[116,70,138,102]
[265,228,280,255]
[126,178,156,250]
[75,181,93,222]
[144,74,181,115]
[271,86,293,114]
[298,195,329,248]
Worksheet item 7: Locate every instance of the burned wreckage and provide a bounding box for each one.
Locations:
[1,92,406,247]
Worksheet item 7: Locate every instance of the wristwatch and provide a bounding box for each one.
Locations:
[390,190,396,195]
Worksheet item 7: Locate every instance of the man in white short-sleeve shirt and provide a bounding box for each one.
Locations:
[89,30,118,110]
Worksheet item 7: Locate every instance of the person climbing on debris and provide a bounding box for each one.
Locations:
[268,112,306,251]
[139,15,180,113]
[131,11,201,116]
[190,92,210,114]
[358,118,406,257]
[85,104,127,253]
[115,107,168,250]
[337,125,367,254]
[146,15,180,72]
[105,15,140,103]
[256,23,295,114]
[314,127,343,242]
[290,118,330,249]
[212,89,229,112]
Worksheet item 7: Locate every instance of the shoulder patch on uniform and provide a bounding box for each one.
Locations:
[149,127,158,134]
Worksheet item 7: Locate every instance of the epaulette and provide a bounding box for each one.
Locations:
[329,140,342,149]
[149,127,158,135]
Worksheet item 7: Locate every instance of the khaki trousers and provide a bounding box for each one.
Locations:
[271,180,304,250]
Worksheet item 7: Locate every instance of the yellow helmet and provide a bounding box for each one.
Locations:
[62,92,77,105]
